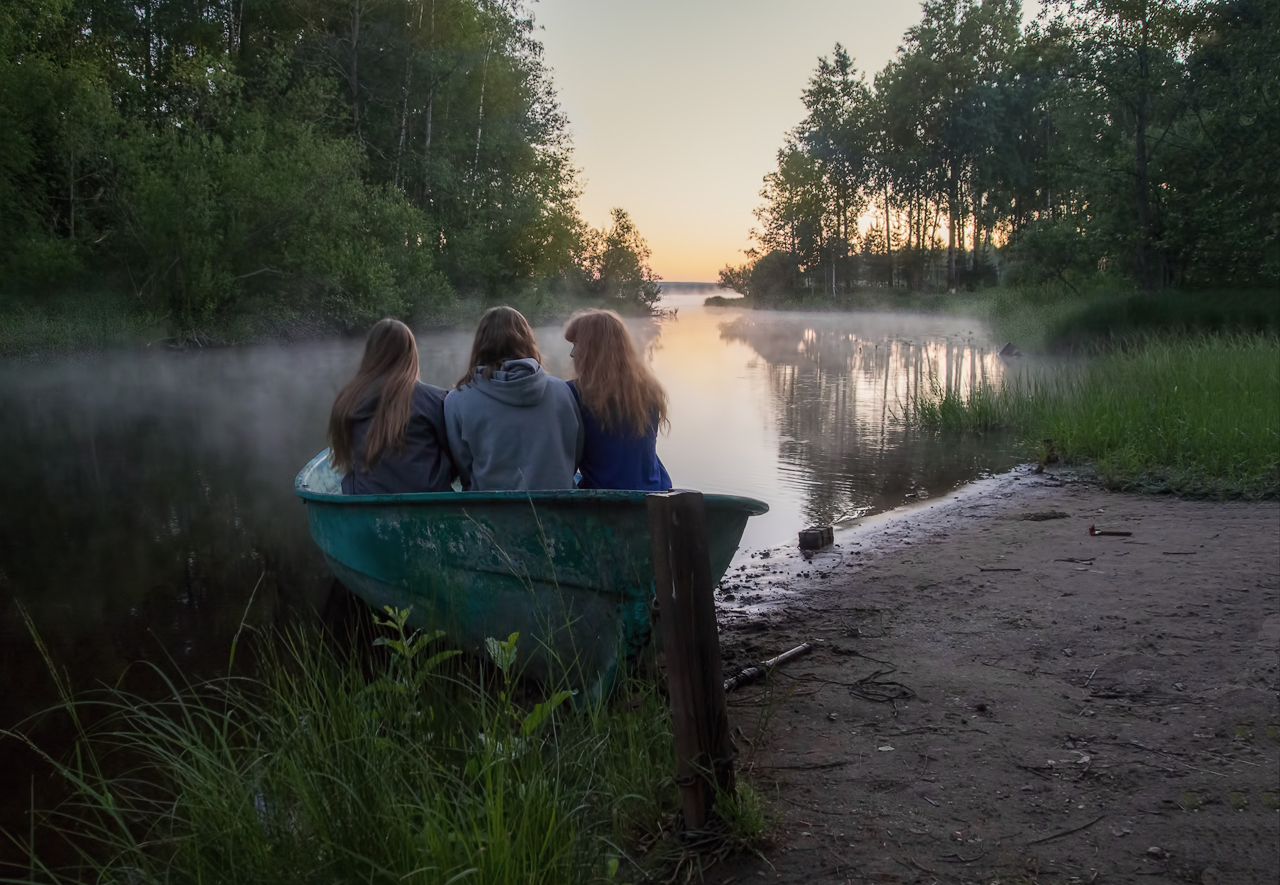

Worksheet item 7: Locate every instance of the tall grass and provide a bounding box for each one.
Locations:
[0,295,165,357]
[904,334,1280,497]
[7,608,765,884]
[979,285,1280,353]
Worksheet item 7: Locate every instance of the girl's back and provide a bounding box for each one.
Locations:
[568,379,670,491]
[329,318,457,495]
[444,358,581,491]
[564,309,671,492]
[343,382,453,494]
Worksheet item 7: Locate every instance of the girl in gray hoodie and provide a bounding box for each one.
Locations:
[444,307,582,491]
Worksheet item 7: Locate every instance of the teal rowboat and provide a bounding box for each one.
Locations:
[295,451,768,697]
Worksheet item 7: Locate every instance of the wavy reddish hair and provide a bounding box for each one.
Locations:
[328,317,419,473]
[564,308,667,437]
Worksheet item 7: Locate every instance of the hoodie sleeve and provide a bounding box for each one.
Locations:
[442,390,473,491]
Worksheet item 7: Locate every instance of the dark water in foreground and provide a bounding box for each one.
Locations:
[0,288,1018,859]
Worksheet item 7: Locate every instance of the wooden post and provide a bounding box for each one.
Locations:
[647,490,735,831]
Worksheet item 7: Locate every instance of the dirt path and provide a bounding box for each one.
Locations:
[707,468,1279,884]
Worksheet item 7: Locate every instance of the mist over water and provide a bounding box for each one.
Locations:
[0,286,1017,858]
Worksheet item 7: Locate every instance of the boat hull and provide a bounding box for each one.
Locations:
[295,452,767,696]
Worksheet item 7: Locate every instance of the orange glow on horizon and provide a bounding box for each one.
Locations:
[536,1,925,283]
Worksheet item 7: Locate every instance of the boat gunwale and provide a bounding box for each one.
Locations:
[294,451,769,515]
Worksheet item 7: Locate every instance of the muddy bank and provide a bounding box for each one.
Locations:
[711,467,1279,884]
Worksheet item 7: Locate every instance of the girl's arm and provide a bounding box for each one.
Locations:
[442,393,474,491]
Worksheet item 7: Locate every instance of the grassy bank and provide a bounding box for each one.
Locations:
[981,286,1280,353]
[0,290,353,357]
[10,611,765,884]
[0,286,600,359]
[905,334,1280,498]
[0,294,167,357]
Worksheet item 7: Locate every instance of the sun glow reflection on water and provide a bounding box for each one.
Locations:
[637,288,1017,549]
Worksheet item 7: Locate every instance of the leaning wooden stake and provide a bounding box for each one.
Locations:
[648,490,735,831]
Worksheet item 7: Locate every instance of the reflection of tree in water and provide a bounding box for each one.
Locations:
[719,315,1015,526]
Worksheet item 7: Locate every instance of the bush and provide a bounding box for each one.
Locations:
[12,610,691,884]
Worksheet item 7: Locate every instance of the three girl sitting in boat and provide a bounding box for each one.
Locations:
[327,306,671,495]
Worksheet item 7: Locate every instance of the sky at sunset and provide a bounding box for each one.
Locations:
[533,0,928,282]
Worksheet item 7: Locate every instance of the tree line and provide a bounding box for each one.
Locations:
[0,0,660,337]
[721,0,1278,301]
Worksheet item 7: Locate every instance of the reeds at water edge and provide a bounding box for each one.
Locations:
[902,334,1280,498]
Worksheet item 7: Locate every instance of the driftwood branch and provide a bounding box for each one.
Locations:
[1025,814,1104,845]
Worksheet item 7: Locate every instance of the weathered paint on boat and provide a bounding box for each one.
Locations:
[295,451,768,696]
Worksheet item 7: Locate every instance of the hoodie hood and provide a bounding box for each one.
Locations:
[471,358,548,407]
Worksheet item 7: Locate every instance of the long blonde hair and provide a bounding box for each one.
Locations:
[456,306,543,389]
[564,309,667,437]
[328,318,419,473]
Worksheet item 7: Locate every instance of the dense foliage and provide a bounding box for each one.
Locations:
[0,0,658,339]
[724,0,1279,301]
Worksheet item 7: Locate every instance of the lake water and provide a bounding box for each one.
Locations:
[0,287,1018,855]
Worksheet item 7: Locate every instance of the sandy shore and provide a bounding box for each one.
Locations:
[707,466,1279,884]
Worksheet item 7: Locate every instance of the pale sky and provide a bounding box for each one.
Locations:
[532,0,927,282]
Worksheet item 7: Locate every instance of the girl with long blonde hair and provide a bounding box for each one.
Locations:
[562,308,671,491]
[328,317,456,494]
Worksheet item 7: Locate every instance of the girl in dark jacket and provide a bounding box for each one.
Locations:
[563,309,671,491]
[328,317,456,494]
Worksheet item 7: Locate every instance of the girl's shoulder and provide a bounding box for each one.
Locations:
[413,381,448,407]
[550,375,579,403]
[441,382,472,415]
[415,380,448,397]
[544,376,580,420]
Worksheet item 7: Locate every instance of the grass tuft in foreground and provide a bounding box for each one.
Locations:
[9,607,767,884]
[904,334,1280,498]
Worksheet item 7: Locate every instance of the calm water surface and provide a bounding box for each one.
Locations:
[0,287,1018,853]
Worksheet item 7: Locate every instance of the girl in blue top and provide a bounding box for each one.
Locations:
[563,309,672,491]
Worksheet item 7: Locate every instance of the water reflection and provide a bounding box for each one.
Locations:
[640,293,1019,546]
[716,310,1012,527]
